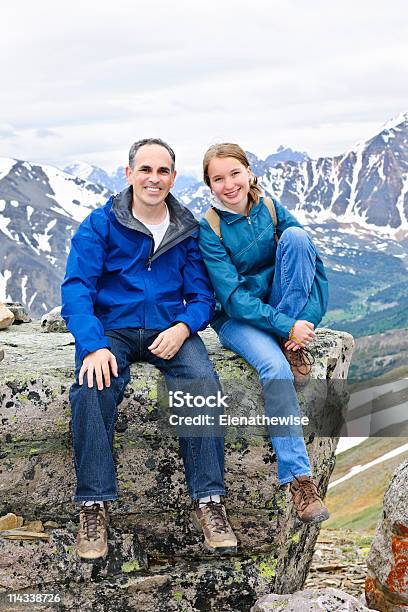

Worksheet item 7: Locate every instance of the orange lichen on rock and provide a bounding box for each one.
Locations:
[386,524,408,595]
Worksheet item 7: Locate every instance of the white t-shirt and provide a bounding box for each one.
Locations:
[133,205,170,252]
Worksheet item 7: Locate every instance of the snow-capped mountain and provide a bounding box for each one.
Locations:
[64,161,126,194]
[181,112,408,239]
[1,113,408,332]
[0,158,111,316]
[63,145,309,200]
[267,113,408,236]
[63,161,201,198]
[245,146,310,177]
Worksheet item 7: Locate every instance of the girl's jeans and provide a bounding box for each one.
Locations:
[218,226,317,484]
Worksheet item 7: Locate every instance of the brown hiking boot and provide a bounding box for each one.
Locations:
[290,476,330,524]
[280,342,314,388]
[192,500,238,554]
[76,502,109,559]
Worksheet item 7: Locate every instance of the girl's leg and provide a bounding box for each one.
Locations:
[269,226,316,318]
[218,319,311,485]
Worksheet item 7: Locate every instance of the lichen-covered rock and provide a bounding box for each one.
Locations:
[0,528,148,590]
[4,302,31,323]
[0,304,14,330]
[0,322,354,611]
[0,347,3,362]
[365,458,408,611]
[251,588,374,611]
[40,306,68,333]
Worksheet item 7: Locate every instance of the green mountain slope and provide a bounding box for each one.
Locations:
[326,437,408,532]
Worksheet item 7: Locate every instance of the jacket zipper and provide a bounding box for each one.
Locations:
[146,238,154,271]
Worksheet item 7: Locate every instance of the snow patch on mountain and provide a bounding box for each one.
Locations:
[381,111,408,132]
[64,160,95,181]
[33,219,57,253]
[42,165,106,222]
[396,174,408,228]
[0,269,12,302]
[0,158,16,182]
[21,275,28,305]
[64,161,125,194]
[0,208,14,241]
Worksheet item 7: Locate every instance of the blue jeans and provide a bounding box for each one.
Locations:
[70,329,225,502]
[218,226,316,485]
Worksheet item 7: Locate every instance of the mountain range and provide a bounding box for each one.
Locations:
[1,113,408,343]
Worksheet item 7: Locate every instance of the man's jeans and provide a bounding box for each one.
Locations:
[218,227,316,485]
[70,330,225,502]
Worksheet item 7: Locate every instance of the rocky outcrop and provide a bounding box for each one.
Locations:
[0,304,14,329]
[365,458,408,611]
[40,306,67,333]
[0,322,354,611]
[252,588,374,611]
[4,302,31,324]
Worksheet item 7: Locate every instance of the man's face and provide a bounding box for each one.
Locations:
[126,144,176,209]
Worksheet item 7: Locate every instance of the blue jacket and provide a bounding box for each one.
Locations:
[198,196,328,339]
[61,187,215,361]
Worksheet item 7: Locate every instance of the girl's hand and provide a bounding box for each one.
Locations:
[284,339,302,351]
[285,320,315,350]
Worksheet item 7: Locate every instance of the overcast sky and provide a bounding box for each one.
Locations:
[1,0,407,176]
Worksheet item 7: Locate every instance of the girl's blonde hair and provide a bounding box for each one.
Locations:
[203,143,263,206]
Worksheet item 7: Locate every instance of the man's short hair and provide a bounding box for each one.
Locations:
[128,138,176,171]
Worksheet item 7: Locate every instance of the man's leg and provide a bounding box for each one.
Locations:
[143,330,237,553]
[70,329,133,558]
[218,319,329,524]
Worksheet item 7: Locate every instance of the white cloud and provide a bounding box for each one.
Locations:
[1,0,407,173]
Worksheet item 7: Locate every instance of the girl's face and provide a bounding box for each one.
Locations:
[207,156,252,214]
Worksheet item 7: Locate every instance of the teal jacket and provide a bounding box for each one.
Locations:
[198,196,329,339]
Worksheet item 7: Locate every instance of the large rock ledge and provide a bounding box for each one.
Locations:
[0,323,354,611]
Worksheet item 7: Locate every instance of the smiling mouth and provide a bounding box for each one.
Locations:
[145,186,161,193]
[224,188,240,198]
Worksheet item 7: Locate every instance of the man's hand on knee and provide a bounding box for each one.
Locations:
[79,349,118,390]
[148,323,190,360]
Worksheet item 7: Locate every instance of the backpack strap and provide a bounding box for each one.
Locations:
[204,207,222,241]
[263,197,279,243]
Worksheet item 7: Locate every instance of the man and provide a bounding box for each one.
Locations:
[61,138,237,559]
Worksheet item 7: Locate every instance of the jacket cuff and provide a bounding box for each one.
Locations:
[271,316,297,339]
[173,315,198,335]
[78,339,111,362]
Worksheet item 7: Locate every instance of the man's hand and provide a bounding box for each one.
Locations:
[79,348,118,390]
[148,323,190,360]
[284,320,315,351]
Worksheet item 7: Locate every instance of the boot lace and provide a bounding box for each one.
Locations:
[294,477,319,510]
[82,504,103,541]
[286,347,315,374]
[203,502,229,534]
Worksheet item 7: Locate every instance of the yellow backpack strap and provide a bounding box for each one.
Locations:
[263,197,279,243]
[204,207,222,241]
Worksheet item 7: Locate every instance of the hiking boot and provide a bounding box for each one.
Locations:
[76,502,109,559]
[290,476,330,524]
[280,342,314,388]
[192,500,238,554]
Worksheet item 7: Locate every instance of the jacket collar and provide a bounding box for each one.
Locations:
[212,196,264,225]
[111,185,198,259]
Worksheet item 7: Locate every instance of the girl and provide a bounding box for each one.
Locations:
[199,143,329,524]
